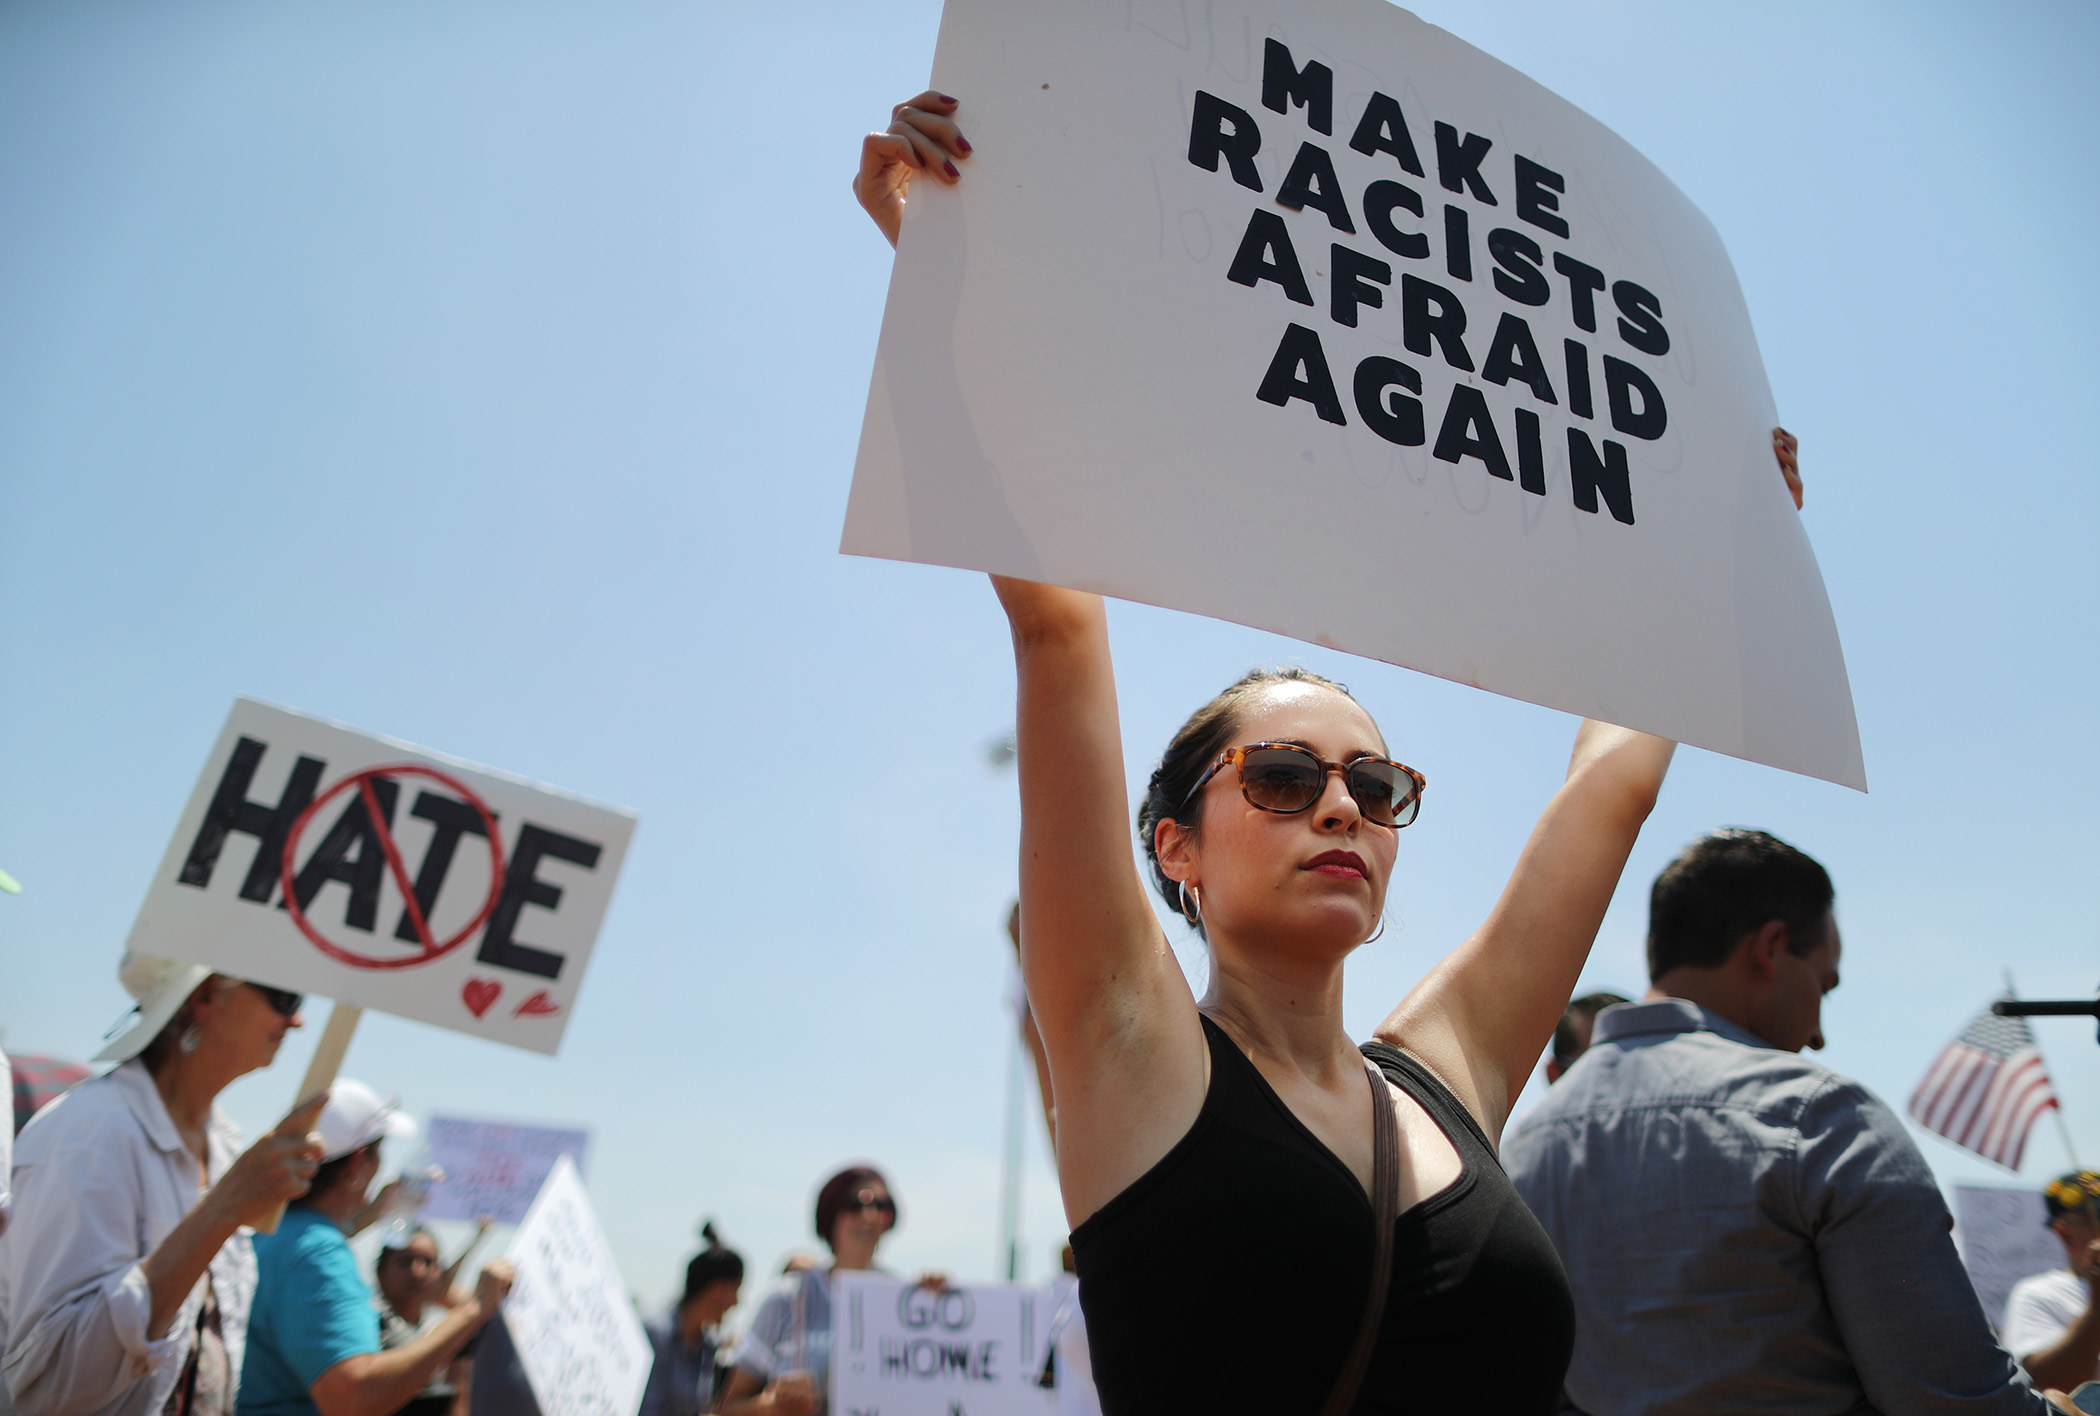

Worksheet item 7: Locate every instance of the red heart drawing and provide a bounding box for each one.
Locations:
[462,979,501,1019]
[513,990,560,1018]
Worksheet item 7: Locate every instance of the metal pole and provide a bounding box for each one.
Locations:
[999,1004,1026,1281]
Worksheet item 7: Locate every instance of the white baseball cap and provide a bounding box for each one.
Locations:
[316,1078,417,1162]
[94,952,217,1064]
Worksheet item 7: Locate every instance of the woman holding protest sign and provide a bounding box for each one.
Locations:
[853,96,1696,1415]
[719,1165,927,1416]
[0,953,325,1416]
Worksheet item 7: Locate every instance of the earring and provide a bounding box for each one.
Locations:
[1363,917,1387,946]
[179,1026,202,1055]
[1178,880,1203,924]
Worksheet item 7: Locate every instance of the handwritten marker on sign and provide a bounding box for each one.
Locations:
[124,697,636,1057]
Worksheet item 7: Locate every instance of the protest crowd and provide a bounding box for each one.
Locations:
[1,46,2095,1416]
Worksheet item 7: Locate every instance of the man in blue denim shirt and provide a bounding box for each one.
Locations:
[1505,830,2064,1415]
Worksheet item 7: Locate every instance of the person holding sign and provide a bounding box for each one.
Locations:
[852,97,1728,1416]
[237,1079,515,1416]
[2005,1172,2100,1392]
[0,953,325,1416]
[720,1166,920,1416]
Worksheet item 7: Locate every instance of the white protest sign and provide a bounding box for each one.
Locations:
[845,0,1863,789]
[832,1272,1056,1416]
[424,1116,591,1225]
[503,1155,652,1416]
[1954,1185,2065,1331]
[125,697,635,1054]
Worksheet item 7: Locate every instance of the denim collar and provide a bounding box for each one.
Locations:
[1592,997,1778,1053]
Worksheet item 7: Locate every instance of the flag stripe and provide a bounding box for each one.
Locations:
[1908,1001,2058,1172]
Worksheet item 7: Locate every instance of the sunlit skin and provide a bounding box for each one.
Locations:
[1646,911,1840,1054]
[376,1234,441,1325]
[676,1277,741,1348]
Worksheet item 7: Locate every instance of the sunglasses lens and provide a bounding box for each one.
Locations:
[252,984,303,1017]
[1345,760,1411,827]
[1240,748,1324,813]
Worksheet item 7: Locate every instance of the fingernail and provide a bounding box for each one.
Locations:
[956,135,972,153]
[944,160,960,178]
[938,94,958,104]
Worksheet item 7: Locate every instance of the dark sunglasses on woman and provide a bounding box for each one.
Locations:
[1186,742,1426,828]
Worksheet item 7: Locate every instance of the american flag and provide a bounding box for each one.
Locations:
[1908,1000,2058,1170]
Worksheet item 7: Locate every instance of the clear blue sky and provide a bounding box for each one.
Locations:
[3,0,2095,1318]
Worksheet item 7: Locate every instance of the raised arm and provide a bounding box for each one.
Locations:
[995,577,1208,1223]
[1377,722,1672,1140]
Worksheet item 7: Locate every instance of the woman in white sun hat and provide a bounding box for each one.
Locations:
[0,953,327,1416]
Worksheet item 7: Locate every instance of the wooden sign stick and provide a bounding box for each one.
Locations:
[252,1001,364,1235]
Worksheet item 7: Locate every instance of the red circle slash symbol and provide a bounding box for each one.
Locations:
[279,765,507,972]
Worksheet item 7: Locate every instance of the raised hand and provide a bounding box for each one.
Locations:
[855,92,970,248]
[204,1092,327,1229]
[1772,427,1802,509]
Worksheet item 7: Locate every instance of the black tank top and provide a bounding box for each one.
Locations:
[1071,1015,1574,1415]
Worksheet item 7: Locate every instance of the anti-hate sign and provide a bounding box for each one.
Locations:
[845,0,1864,789]
[124,698,636,1055]
[832,1273,1056,1416]
[504,1156,652,1416]
[425,1116,591,1226]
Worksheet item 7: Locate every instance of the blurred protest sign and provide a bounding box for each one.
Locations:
[1954,1185,2065,1331]
[504,1155,651,1416]
[832,1272,1056,1416]
[844,0,1863,788]
[425,1115,591,1225]
[125,697,636,1055]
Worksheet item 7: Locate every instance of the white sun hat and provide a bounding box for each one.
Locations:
[94,951,217,1064]
[316,1078,417,1162]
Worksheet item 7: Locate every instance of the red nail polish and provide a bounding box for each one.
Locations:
[944,160,960,179]
[956,136,972,153]
[938,94,958,104]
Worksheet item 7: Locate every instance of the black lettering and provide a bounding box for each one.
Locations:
[1276,143,1355,233]
[288,777,402,933]
[1432,386,1512,480]
[1227,210,1313,305]
[1442,204,1471,281]
[1433,122,1497,204]
[1256,323,1346,425]
[1329,244,1390,327]
[1564,339,1594,419]
[1515,408,1546,494]
[1361,181,1428,259]
[393,792,495,943]
[1567,427,1636,523]
[1487,227,1549,306]
[1551,251,1606,332]
[1480,313,1557,405]
[1513,155,1568,238]
[1188,91,1264,192]
[1346,92,1424,176]
[1611,280,1670,355]
[179,737,326,903]
[477,824,600,979]
[1400,274,1474,371]
[1353,357,1424,446]
[1262,39,1332,134]
[1603,355,1667,440]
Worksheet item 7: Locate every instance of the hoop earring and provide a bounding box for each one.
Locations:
[179,1026,202,1055]
[1363,917,1387,946]
[1178,880,1203,924]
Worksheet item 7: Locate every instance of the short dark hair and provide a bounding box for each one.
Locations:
[1647,830,1834,979]
[682,1220,745,1304]
[296,1141,380,1208]
[1136,667,1368,936]
[814,1164,895,1247]
[1551,991,1629,1069]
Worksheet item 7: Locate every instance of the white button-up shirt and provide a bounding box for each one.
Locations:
[0,1059,255,1416]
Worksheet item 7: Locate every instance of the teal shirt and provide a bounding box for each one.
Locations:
[238,1208,380,1415]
